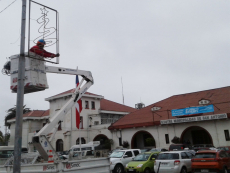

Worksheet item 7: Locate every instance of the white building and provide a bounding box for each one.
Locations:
[109,86,230,149]
[8,89,136,152]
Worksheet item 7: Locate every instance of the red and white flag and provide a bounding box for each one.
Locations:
[75,75,82,129]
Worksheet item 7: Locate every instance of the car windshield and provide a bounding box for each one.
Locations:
[150,148,159,152]
[194,153,216,158]
[157,153,179,160]
[110,151,125,158]
[133,154,151,161]
[169,145,184,150]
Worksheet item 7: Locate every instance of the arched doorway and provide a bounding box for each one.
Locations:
[93,134,110,150]
[76,137,86,145]
[131,130,155,149]
[56,139,63,152]
[180,126,213,145]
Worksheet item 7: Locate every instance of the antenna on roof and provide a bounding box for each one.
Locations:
[121,77,124,105]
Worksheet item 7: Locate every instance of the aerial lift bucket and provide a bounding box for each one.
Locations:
[10,52,49,94]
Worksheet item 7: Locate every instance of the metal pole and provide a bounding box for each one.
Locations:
[13,0,27,172]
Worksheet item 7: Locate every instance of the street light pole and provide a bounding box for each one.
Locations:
[13,0,27,172]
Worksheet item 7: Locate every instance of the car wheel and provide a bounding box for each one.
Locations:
[114,164,124,173]
[180,167,187,173]
[144,168,151,173]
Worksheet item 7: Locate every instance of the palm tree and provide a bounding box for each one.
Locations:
[5,105,31,128]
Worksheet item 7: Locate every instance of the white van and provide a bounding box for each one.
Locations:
[0,146,28,158]
[0,146,28,165]
[62,141,100,159]
[69,141,100,152]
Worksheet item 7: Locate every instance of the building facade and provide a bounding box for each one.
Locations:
[8,89,136,152]
[109,86,230,149]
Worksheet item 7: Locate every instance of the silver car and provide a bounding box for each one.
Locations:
[154,151,193,173]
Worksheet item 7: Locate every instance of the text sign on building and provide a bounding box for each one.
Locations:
[160,113,227,125]
[171,105,214,117]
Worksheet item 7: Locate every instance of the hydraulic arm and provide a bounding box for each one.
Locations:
[32,65,94,161]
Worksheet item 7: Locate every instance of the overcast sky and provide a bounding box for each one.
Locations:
[1,0,230,132]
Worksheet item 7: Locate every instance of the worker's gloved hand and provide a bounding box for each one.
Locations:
[55,53,60,57]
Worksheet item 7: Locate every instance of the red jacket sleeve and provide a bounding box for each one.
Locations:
[29,46,55,58]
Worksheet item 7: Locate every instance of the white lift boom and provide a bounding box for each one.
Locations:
[33,65,93,161]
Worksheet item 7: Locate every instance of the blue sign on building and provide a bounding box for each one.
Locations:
[171,105,214,117]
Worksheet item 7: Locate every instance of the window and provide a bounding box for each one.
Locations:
[94,121,99,125]
[133,150,140,156]
[56,139,63,152]
[119,137,122,146]
[186,152,193,159]
[101,114,124,124]
[85,101,89,109]
[224,130,230,141]
[80,116,83,129]
[125,151,132,157]
[91,101,95,109]
[181,152,189,159]
[165,134,169,144]
[86,151,93,156]
[157,153,179,160]
[76,138,86,145]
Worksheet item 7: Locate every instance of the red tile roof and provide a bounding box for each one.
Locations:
[9,110,49,121]
[100,99,137,113]
[22,110,49,118]
[109,86,230,130]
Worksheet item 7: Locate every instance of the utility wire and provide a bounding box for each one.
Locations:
[0,0,17,14]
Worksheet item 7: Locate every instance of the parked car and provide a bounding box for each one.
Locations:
[192,144,214,152]
[150,148,168,152]
[108,148,127,156]
[110,149,141,173]
[184,148,196,156]
[154,151,193,173]
[191,150,230,173]
[125,151,160,173]
[140,149,151,153]
[169,144,187,151]
[217,146,230,154]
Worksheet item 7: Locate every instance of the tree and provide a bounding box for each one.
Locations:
[122,141,129,148]
[171,136,180,144]
[5,105,31,128]
[145,137,155,146]
[104,139,113,149]
[0,131,10,146]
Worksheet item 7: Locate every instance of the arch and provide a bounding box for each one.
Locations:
[131,130,155,149]
[93,134,109,141]
[76,137,86,145]
[93,134,110,150]
[56,139,63,152]
[180,126,213,145]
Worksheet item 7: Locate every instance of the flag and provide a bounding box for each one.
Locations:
[75,75,82,129]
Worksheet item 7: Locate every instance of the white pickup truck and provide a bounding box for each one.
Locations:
[110,149,141,173]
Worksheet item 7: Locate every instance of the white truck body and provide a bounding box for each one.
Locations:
[0,157,110,173]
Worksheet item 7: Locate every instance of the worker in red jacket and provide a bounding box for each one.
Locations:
[30,39,60,58]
